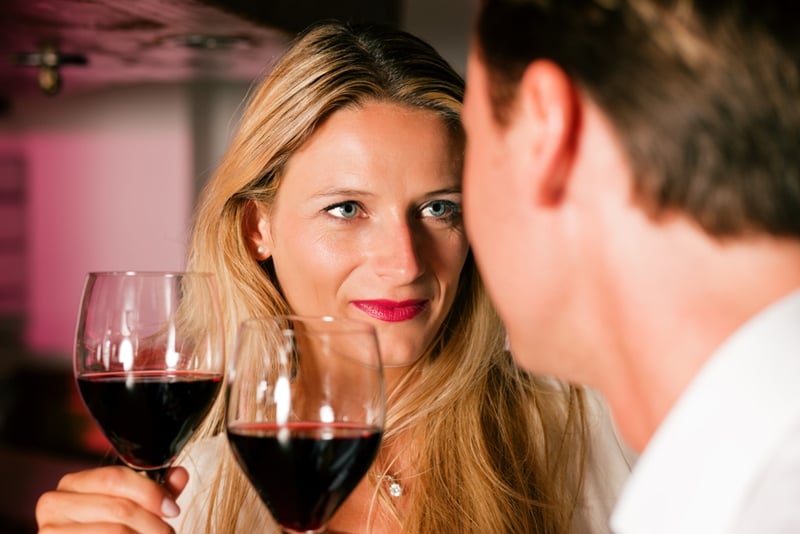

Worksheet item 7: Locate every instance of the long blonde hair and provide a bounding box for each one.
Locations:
[185,21,587,533]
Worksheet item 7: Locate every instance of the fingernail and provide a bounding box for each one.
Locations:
[162,497,180,518]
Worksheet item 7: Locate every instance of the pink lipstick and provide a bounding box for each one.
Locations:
[352,299,428,322]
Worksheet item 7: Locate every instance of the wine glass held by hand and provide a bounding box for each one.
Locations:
[227,315,385,534]
[74,272,225,484]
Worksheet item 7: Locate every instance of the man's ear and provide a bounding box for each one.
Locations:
[514,59,579,206]
[243,200,272,260]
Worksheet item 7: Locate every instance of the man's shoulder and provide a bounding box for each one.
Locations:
[727,419,800,533]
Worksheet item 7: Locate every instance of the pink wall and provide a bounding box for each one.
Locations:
[0,137,25,315]
[0,82,250,361]
[2,85,195,358]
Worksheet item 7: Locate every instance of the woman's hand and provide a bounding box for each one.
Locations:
[36,465,189,534]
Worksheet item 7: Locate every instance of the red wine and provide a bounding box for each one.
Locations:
[227,422,382,531]
[77,371,221,470]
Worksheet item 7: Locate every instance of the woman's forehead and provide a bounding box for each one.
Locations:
[278,102,461,193]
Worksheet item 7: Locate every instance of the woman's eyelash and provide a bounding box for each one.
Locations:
[323,199,462,222]
[420,199,461,220]
[324,201,363,219]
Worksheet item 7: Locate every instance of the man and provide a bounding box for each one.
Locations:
[462,1,800,533]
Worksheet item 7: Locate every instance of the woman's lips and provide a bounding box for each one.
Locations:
[352,299,428,322]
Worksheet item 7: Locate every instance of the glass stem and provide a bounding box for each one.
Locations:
[145,466,169,486]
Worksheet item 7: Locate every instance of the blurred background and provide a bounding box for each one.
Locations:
[0,1,475,531]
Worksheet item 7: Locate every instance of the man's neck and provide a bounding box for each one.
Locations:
[597,230,800,453]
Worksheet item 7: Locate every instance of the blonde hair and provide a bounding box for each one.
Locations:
[184,21,587,533]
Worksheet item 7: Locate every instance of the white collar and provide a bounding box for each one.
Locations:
[611,289,800,534]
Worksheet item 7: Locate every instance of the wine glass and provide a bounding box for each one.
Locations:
[226,315,385,534]
[73,271,224,484]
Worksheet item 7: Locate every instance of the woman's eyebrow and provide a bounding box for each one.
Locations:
[309,188,376,200]
[308,186,461,201]
[424,186,462,197]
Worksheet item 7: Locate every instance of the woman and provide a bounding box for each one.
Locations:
[36,22,627,533]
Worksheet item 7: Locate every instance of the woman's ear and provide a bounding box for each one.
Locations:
[243,200,272,261]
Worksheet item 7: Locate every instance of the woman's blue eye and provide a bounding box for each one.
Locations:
[421,200,460,220]
[326,201,361,219]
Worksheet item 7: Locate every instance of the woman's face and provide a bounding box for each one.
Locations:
[253,101,468,366]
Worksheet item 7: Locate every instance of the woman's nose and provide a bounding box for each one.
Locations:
[372,219,425,282]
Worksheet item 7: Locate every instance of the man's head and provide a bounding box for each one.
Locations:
[463,0,800,384]
[470,0,800,237]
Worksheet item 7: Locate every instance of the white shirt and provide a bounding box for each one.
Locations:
[611,289,800,534]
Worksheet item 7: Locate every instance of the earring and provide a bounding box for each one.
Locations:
[256,246,266,257]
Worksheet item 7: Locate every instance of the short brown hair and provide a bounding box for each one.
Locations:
[475,0,800,237]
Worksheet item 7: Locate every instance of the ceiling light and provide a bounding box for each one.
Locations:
[14,43,88,96]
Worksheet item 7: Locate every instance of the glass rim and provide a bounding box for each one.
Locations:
[235,315,383,371]
[239,314,377,335]
[85,271,215,278]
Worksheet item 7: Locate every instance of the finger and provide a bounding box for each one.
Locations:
[36,490,175,534]
[56,466,180,518]
[164,466,189,498]
[39,523,138,534]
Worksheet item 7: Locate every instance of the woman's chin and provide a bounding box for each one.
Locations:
[379,345,427,368]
